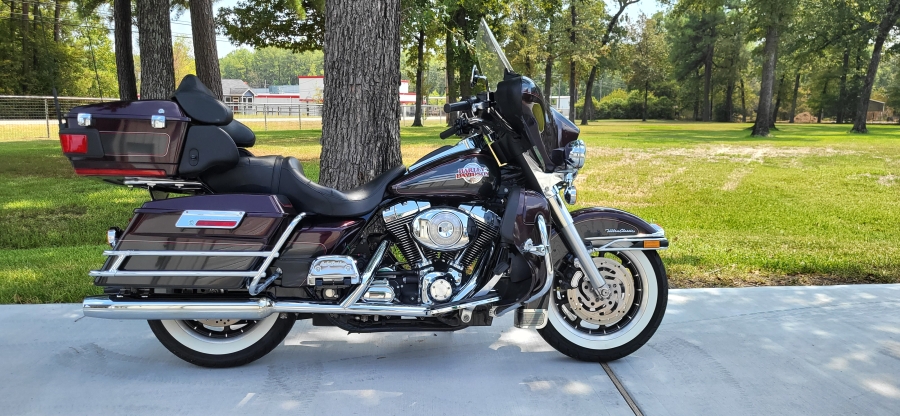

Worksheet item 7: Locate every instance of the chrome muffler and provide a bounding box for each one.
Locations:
[81,295,499,320]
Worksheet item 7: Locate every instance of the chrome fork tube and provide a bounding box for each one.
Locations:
[546,188,608,290]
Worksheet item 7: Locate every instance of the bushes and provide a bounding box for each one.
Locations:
[574,89,675,120]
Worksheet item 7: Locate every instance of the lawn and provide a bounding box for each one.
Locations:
[2,120,900,303]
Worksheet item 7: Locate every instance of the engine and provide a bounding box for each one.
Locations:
[381,201,499,305]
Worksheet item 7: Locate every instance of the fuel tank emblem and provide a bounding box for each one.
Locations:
[456,163,490,184]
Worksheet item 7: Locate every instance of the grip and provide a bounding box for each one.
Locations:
[439,126,456,139]
[443,100,471,113]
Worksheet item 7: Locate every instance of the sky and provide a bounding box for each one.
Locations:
[136,0,666,59]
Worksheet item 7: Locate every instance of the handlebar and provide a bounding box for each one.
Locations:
[439,126,457,139]
[443,98,476,113]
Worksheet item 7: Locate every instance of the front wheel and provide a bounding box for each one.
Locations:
[148,313,295,368]
[538,250,668,362]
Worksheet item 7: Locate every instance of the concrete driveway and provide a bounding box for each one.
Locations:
[1,284,899,415]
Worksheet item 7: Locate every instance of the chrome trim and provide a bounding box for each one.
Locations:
[340,241,389,308]
[430,296,500,315]
[546,188,609,290]
[565,139,586,168]
[522,214,554,305]
[411,208,471,251]
[245,213,305,294]
[458,204,500,228]
[90,270,259,278]
[81,294,502,320]
[564,185,577,205]
[307,255,360,286]
[585,228,668,252]
[474,271,505,298]
[90,214,307,296]
[382,200,430,224]
[248,268,281,296]
[123,178,205,190]
[407,137,477,171]
[362,281,396,303]
[77,113,91,126]
[451,246,493,302]
[103,250,274,257]
[150,115,166,129]
[514,309,548,329]
[176,210,246,229]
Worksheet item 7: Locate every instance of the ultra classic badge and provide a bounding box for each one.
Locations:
[456,163,490,184]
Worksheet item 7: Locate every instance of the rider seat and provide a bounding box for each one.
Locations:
[203,156,407,217]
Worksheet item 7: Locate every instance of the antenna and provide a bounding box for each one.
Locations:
[35,9,64,128]
[53,87,63,128]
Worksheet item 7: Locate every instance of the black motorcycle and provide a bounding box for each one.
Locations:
[62,20,668,367]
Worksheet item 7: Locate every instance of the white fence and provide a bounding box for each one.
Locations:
[0,95,447,140]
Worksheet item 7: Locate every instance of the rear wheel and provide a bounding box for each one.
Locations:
[538,250,667,362]
[148,313,295,368]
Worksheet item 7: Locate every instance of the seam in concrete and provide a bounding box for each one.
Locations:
[602,362,643,416]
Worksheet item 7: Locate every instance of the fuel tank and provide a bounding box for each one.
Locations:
[390,152,498,200]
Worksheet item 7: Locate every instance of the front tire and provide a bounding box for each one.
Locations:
[538,250,668,362]
[148,313,295,368]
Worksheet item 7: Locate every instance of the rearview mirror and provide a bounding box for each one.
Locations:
[471,65,487,90]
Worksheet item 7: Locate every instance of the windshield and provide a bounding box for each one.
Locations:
[475,19,514,91]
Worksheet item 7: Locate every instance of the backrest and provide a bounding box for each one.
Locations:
[172,75,233,126]
[221,119,256,148]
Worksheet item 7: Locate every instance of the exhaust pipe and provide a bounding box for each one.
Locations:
[82,295,499,320]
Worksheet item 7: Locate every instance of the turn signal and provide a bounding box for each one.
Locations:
[643,240,661,249]
[60,133,88,154]
[107,227,121,248]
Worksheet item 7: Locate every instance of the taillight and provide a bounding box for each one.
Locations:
[195,220,239,227]
[59,133,88,154]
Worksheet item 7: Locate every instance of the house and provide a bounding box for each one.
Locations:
[253,76,419,105]
[221,79,255,108]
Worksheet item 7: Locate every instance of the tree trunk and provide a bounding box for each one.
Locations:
[740,78,747,123]
[190,0,222,100]
[445,30,457,126]
[319,0,402,191]
[752,22,779,136]
[412,28,425,127]
[789,71,801,123]
[137,0,176,100]
[818,80,828,123]
[21,1,29,91]
[836,49,849,124]
[543,49,554,106]
[31,3,39,74]
[54,1,62,42]
[581,66,596,124]
[642,82,648,122]
[771,74,785,127]
[852,0,900,133]
[568,3,576,121]
[724,81,734,122]
[114,0,138,100]
[702,39,714,121]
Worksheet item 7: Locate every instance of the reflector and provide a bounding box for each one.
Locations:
[74,168,167,177]
[59,134,88,154]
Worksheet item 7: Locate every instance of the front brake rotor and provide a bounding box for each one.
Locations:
[566,257,635,326]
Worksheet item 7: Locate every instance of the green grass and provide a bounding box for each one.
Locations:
[2,120,900,303]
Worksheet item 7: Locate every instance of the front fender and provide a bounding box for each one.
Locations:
[549,207,668,265]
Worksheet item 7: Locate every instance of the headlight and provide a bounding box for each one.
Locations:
[565,140,586,169]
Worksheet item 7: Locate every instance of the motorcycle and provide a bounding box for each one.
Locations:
[61,20,668,368]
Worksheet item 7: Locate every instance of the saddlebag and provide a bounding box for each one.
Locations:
[92,194,295,289]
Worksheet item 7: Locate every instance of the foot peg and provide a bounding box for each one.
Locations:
[514,308,548,329]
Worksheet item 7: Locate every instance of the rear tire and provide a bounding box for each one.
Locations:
[148,313,295,368]
[538,250,667,362]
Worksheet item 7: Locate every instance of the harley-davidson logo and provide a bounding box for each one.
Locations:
[456,163,490,184]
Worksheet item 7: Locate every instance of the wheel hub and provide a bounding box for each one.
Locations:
[566,257,635,326]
